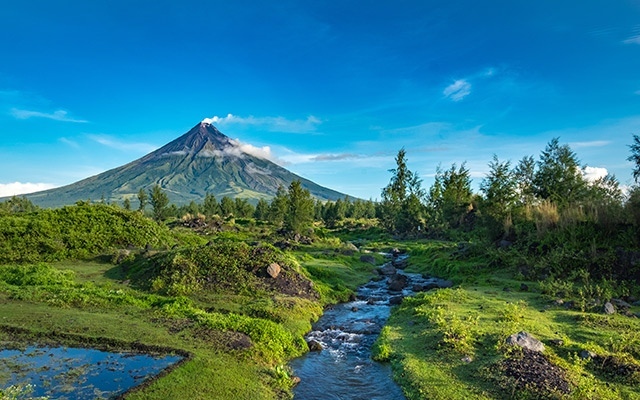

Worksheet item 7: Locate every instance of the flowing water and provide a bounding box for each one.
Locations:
[290,255,442,400]
[0,346,183,399]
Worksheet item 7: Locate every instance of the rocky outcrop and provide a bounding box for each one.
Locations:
[506,331,545,353]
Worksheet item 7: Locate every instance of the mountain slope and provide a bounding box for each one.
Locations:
[24,122,347,208]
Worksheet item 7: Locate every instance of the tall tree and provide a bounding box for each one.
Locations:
[533,138,586,206]
[123,197,131,211]
[284,180,315,236]
[513,155,536,207]
[254,198,270,221]
[203,193,219,217]
[149,185,169,221]
[268,186,288,226]
[137,188,148,212]
[220,196,235,217]
[380,149,425,235]
[480,155,517,220]
[480,155,517,239]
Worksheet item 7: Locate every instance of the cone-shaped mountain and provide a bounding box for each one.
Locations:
[24,121,347,208]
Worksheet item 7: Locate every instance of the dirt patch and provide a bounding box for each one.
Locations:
[498,348,571,397]
[590,355,640,384]
[190,327,253,350]
[259,268,319,300]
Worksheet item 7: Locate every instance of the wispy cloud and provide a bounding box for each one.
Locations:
[623,34,640,45]
[569,140,611,148]
[11,108,87,123]
[202,113,321,133]
[59,137,80,148]
[0,182,56,197]
[443,79,471,101]
[88,135,157,153]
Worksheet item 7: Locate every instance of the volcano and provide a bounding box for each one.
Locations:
[24,121,347,208]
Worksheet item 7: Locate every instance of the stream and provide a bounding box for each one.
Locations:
[290,254,449,400]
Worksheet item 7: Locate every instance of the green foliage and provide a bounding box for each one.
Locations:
[137,188,148,212]
[149,185,170,221]
[380,149,426,235]
[0,196,38,215]
[284,180,314,236]
[628,134,640,184]
[533,137,587,207]
[480,155,517,240]
[0,202,174,263]
[144,242,291,296]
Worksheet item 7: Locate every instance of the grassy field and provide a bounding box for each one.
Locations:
[373,241,640,399]
[0,236,383,399]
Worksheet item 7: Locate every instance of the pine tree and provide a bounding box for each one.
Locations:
[284,180,314,236]
[149,185,169,221]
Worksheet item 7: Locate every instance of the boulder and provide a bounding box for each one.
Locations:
[266,263,281,279]
[506,331,545,353]
[307,340,323,352]
[436,279,454,289]
[388,274,409,292]
[360,254,377,265]
[391,257,408,269]
[391,248,401,257]
[389,295,404,305]
[611,298,631,309]
[411,284,424,292]
[378,263,396,276]
[603,302,616,315]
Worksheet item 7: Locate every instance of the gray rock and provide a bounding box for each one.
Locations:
[391,257,408,269]
[266,263,281,279]
[378,263,396,276]
[411,284,424,292]
[580,350,596,359]
[436,279,454,289]
[506,331,545,353]
[345,241,359,252]
[461,356,473,363]
[388,274,409,291]
[603,302,616,315]
[612,298,631,309]
[389,295,404,305]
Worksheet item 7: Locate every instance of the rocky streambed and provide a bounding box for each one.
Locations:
[289,252,452,399]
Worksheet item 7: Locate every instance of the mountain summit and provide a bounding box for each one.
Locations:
[25,121,347,208]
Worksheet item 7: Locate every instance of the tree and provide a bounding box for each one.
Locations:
[234,198,255,218]
[533,138,586,206]
[123,197,131,211]
[268,186,288,226]
[137,189,148,212]
[481,155,517,218]
[149,185,169,222]
[628,134,640,183]
[254,198,270,221]
[513,155,536,207]
[220,196,235,217]
[380,149,425,235]
[203,193,219,217]
[284,180,315,236]
[480,155,517,239]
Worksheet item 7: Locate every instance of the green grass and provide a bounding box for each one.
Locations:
[373,244,640,400]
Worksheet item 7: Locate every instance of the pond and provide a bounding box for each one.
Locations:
[0,345,183,399]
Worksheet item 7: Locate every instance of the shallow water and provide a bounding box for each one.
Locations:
[290,256,435,400]
[0,346,182,399]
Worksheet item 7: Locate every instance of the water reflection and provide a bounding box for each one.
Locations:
[0,346,182,399]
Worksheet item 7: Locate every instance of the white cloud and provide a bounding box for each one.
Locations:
[443,79,472,101]
[623,34,640,45]
[583,166,608,182]
[88,135,158,153]
[0,182,56,197]
[11,108,87,123]
[202,113,321,133]
[569,140,611,148]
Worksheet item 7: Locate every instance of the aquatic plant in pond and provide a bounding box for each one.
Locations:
[0,346,182,399]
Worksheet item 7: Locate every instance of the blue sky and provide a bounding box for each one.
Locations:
[1,1,639,200]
